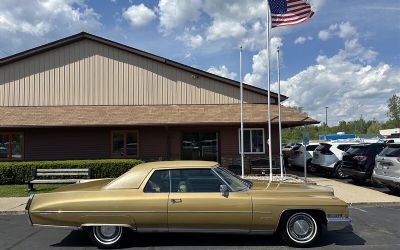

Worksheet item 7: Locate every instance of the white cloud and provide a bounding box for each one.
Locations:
[123,3,156,27]
[294,36,313,45]
[0,0,101,54]
[318,22,358,41]
[274,23,400,124]
[207,65,237,80]
[177,28,203,48]
[207,20,247,41]
[244,37,283,86]
[157,0,203,32]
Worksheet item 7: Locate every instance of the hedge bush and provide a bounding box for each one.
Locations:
[0,159,144,185]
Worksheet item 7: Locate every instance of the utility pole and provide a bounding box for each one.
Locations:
[325,107,328,126]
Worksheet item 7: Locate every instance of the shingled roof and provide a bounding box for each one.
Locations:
[0,104,318,128]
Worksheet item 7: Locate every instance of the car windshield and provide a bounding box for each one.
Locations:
[214,167,250,192]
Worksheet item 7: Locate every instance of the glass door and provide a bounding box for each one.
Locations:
[182,132,219,161]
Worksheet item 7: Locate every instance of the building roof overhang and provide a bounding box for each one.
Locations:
[0,104,318,128]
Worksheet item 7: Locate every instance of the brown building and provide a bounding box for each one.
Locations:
[0,32,317,171]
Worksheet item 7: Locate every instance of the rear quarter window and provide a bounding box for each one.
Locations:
[380,145,400,157]
[306,145,318,151]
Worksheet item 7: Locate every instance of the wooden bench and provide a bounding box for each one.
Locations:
[28,168,92,191]
[250,158,280,175]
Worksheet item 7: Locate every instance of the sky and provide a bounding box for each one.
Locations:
[0,0,399,125]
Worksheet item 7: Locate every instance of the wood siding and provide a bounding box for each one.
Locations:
[0,40,271,107]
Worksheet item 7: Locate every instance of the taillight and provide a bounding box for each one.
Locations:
[353,156,368,161]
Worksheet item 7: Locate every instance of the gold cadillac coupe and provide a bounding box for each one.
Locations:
[26,161,351,248]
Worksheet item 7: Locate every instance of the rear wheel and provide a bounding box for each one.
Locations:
[334,161,348,179]
[280,211,321,247]
[88,226,125,249]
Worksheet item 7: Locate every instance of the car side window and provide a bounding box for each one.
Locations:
[170,169,223,193]
[144,170,170,193]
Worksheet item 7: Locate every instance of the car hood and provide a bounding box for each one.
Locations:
[52,178,114,192]
[249,180,334,196]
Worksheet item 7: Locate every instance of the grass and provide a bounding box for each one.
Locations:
[0,184,66,197]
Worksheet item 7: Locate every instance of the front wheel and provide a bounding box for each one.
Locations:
[281,212,321,247]
[88,226,125,249]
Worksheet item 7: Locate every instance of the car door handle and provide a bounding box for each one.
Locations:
[171,199,182,203]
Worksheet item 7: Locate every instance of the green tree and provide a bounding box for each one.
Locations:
[367,121,382,134]
[387,94,400,127]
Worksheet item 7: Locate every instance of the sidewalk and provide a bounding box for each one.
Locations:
[0,197,27,214]
[310,177,400,204]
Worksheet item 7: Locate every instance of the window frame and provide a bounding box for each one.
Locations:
[0,132,24,161]
[110,130,139,158]
[238,128,265,154]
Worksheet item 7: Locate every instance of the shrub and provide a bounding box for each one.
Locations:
[0,159,144,185]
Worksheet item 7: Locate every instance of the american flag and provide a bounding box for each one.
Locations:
[268,0,314,28]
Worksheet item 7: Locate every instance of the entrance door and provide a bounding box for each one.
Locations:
[182,132,219,161]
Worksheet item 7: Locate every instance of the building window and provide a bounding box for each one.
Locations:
[111,131,138,158]
[238,128,265,154]
[0,132,24,161]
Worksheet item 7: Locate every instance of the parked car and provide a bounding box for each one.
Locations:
[288,143,319,169]
[373,143,400,194]
[341,143,387,182]
[311,142,356,177]
[26,161,351,248]
[282,143,300,167]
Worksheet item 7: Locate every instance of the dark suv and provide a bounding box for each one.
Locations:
[341,143,386,183]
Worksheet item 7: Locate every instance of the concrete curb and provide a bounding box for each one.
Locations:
[0,211,25,215]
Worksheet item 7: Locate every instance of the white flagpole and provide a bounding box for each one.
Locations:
[240,46,245,179]
[277,47,283,179]
[266,2,273,182]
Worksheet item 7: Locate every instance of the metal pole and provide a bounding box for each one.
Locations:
[325,106,328,126]
[266,2,273,182]
[304,147,307,183]
[277,47,283,179]
[240,46,245,178]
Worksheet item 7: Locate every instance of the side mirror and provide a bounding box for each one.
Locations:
[220,184,229,197]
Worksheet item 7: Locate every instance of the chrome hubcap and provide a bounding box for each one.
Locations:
[93,226,122,245]
[287,213,317,244]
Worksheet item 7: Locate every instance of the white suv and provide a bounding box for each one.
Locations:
[311,141,356,176]
[288,143,319,168]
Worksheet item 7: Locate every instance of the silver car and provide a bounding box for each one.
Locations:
[373,143,400,194]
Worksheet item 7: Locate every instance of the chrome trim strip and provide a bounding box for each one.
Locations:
[326,217,352,231]
[25,194,34,226]
[168,210,251,214]
[32,210,166,214]
[32,224,80,230]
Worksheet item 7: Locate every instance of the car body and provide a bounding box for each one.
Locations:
[288,143,319,168]
[26,161,351,248]
[311,142,356,176]
[341,143,386,182]
[282,143,301,167]
[373,143,400,194]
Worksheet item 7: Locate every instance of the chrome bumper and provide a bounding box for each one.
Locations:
[25,194,34,226]
[326,217,352,231]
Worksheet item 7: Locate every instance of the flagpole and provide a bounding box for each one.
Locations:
[240,46,245,179]
[277,47,283,179]
[266,2,273,182]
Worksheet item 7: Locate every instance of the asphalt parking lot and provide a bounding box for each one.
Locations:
[1,205,399,250]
